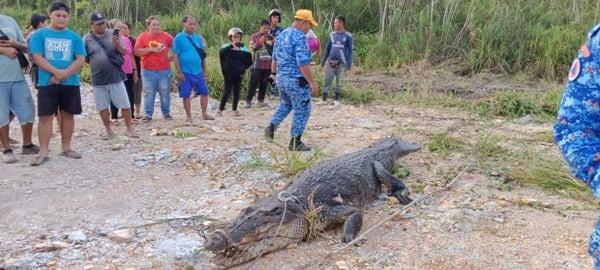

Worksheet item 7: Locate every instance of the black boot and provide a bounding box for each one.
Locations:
[265,123,276,141]
[289,135,311,151]
[334,92,341,101]
[322,92,328,101]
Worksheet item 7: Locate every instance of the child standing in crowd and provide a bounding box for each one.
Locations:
[217,28,252,116]
[245,19,272,108]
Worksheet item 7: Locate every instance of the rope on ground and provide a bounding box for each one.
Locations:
[294,163,473,270]
[127,214,220,229]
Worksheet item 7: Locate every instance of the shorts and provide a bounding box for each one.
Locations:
[179,72,209,98]
[92,81,130,112]
[37,85,82,116]
[0,80,35,127]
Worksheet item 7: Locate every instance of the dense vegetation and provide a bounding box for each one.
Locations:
[3,0,600,81]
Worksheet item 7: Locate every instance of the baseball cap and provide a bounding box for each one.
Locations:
[89,12,107,25]
[294,9,318,27]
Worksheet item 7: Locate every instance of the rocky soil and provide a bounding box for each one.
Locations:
[1,75,597,269]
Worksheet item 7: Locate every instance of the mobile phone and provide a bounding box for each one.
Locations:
[113,29,120,36]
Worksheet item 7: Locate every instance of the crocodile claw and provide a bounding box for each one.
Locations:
[391,189,412,205]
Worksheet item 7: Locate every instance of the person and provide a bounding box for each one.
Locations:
[29,1,86,166]
[268,9,284,40]
[134,16,173,122]
[172,15,214,122]
[318,16,353,106]
[0,14,39,163]
[245,19,273,108]
[267,9,284,98]
[107,19,139,124]
[26,13,48,87]
[218,28,252,116]
[554,23,600,269]
[123,21,143,119]
[264,9,319,151]
[83,12,138,139]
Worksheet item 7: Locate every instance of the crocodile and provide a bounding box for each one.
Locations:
[204,137,421,268]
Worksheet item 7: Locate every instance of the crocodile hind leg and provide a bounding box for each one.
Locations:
[320,204,363,243]
[373,161,412,204]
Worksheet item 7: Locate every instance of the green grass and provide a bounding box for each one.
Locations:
[426,133,463,156]
[474,133,506,158]
[244,148,326,177]
[341,85,378,105]
[506,152,595,203]
[171,128,197,139]
[471,88,562,120]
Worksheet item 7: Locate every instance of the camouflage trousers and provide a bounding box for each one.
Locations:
[269,77,311,137]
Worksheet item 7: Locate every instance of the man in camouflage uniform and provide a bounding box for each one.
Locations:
[264,9,319,151]
[554,23,600,268]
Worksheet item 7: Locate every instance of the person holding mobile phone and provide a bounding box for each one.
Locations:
[134,16,174,122]
[83,13,138,140]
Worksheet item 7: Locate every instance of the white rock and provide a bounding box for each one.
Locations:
[108,229,133,243]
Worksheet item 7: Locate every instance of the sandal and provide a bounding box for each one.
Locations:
[30,156,49,166]
[202,114,215,120]
[59,150,82,159]
[125,131,139,138]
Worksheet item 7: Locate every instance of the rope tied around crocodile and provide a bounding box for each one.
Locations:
[247,190,298,269]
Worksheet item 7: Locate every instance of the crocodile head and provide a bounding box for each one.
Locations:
[205,194,308,268]
[380,137,422,160]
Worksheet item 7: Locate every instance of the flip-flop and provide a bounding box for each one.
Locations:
[100,132,117,141]
[203,115,215,120]
[30,156,49,166]
[59,150,82,159]
[125,131,139,138]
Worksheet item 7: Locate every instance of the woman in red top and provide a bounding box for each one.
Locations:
[134,16,174,122]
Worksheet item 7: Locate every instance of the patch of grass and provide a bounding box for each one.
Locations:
[394,166,411,178]
[474,134,507,158]
[531,131,555,144]
[426,133,463,156]
[385,88,467,109]
[506,152,595,203]
[244,148,326,177]
[273,148,326,177]
[171,128,197,139]
[473,90,537,118]
[342,85,378,105]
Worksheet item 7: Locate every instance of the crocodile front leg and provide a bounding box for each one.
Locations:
[320,204,363,243]
[372,161,412,204]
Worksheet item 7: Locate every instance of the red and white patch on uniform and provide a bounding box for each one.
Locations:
[569,58,581,82]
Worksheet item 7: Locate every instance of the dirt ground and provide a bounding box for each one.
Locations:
[0,71,598,269]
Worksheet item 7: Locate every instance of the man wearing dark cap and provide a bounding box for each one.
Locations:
[84,12,138,140]
[29,1,87,166]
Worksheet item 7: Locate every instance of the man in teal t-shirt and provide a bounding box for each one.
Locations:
[28,2,86,166]
[172,15,213,122]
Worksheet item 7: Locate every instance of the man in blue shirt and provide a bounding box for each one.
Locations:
[29,2,86,166]
[173,15,214,122]
[554,23,600,269]
[264,9,319,151]
[318,16,353,106]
